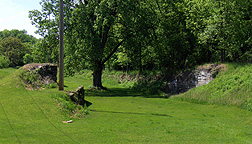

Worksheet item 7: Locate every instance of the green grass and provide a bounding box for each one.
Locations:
[1,67,252,143]
[174,63,252,110]
[0,68,16,79]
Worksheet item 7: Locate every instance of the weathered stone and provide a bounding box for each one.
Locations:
[68,86,93,107]
[168,64,227,94]
[75,85,85,106]
[21,63,57,89]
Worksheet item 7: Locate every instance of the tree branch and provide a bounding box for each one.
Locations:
[102,35,131,65]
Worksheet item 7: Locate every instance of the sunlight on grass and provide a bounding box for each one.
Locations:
[174,63,252,111]
[1,67,252,143]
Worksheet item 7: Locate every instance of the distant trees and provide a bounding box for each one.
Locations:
[0,29,37,44]
[0,29,37,67]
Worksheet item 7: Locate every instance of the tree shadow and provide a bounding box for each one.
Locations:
[90,109,172,117]
[85,87,165,98]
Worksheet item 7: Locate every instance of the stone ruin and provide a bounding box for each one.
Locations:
[168,64,227,94]
[68,85,92,107]
[21,63,57,89]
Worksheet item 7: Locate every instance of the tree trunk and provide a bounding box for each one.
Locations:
[92,61,106,89]
[93,68,102,88]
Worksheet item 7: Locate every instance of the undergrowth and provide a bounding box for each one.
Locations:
[18,69,57,89]
[101,70,166,97]
[51,93,89,118]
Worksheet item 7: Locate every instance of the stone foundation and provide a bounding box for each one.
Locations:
[21,63,57,88]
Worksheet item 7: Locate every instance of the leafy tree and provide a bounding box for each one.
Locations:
[32,38,58,63]
[191,0,252,62]
[0,29,37,44]
[0,37,28,66]
[28,0,252,86]
[29,0,156,88]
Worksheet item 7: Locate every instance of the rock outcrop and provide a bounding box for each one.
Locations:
[169,64,227,94]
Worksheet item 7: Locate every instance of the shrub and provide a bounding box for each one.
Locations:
[18,69,43,88]
[0,55,10,68]
[0,37,27,66]
[51,93,89,118]
[23,53,33,64]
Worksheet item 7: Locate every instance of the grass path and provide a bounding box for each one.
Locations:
[1,68,252,143]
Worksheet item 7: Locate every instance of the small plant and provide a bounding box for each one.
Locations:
[51,93,89,118]
[242,98,252,112]
[46,83,57,89]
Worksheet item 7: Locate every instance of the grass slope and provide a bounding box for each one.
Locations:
[174,63,252,110]
[1,67,252,143]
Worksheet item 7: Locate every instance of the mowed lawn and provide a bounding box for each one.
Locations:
[1,68,252,143]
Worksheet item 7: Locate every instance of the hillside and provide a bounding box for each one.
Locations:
[174,63,252,111]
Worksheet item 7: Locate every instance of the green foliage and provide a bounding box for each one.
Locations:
[51,93,89,118]
[46,83,58,89]
[18,69,42,88]
[29,0,158,87]
[0,29,37,44]
[29,0,252,88]
[0,37,27,66]
[23,53,33,64]
[32,38,58,63]
[0,55,10,68]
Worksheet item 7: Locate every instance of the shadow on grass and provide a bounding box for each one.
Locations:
[85,87,164,98]
[90,109,172,117]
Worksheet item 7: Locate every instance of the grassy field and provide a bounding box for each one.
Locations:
[1,67,252,143]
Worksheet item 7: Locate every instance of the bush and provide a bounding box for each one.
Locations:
[0,37,27,66]
[51,93,89,118]
[0,55,10,68]
[18,69,43,88]
[23,53,33,64]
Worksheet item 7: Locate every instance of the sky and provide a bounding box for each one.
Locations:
[0,0,42,38]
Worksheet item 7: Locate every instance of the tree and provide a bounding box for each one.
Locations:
[29,0,156,89]
[0,29,37,44]
[195,0,252,62]
[0,37,27,66]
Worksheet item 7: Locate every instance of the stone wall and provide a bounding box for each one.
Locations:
[169,64,227,94]
[21,63,57,88]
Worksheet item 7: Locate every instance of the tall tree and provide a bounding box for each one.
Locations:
[29,0,156,88]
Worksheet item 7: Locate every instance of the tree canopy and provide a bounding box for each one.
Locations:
[0,29,38,67]
[29,0,252,88]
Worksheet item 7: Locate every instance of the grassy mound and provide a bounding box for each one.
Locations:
[174,63,252,111]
